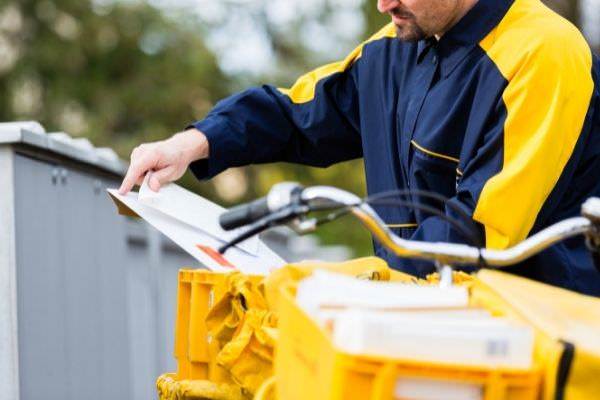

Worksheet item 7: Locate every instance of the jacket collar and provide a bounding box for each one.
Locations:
[416,0,515,77]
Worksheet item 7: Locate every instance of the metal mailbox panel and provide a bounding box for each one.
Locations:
[13,152,197,400]
[14,155,69,400]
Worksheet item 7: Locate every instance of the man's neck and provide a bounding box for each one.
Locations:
[435,0,479,40]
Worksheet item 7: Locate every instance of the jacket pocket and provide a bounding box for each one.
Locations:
[409,139,460,199]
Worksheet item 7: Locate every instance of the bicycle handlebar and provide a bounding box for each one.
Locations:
[219,183,600,271]
[301,186,599,267]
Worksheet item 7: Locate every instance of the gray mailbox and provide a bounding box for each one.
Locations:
[0,121,198,400]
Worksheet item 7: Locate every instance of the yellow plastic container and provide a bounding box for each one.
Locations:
[173,268,262,382]
[275,287,541,400]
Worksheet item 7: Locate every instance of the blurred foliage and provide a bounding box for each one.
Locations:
[0,0,595,258]
[545,0,580,25]
[0,0,229,146]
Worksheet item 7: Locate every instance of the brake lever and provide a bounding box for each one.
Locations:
[585,223,600,273]
[581,198,600,272]
[582,198,600,249]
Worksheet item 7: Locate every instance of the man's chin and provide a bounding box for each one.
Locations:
[394,24,426,42]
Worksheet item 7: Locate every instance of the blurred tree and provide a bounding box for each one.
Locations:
[0,0,241,204]
[544,0,580,25]
[0,0,230,156]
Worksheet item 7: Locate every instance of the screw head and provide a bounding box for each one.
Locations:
[93,179,102,194]
[51,168,59,185]
[60,168,68,184]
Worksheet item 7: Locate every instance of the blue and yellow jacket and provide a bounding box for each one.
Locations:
[190,0,600,295]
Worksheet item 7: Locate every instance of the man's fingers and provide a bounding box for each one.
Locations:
[119,150,159,194]
[119,167,141,195]
[148,165,176,192]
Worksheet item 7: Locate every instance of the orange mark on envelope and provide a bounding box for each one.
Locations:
[196,245,236,269]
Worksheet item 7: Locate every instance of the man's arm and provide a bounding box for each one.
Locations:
[403,28,595,275]
[119,62,361,194]
[189,24,396,180]
[188,70,363,180]
[119,24,396,194]
[120,58,361,194]
[119,54,362,194]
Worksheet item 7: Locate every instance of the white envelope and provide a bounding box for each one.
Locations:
[138,173,260,256]
[107,181,285,275]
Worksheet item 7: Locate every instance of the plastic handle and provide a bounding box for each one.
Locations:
[219,197,270,230]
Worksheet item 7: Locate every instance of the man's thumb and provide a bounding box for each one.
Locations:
[149,166,176,192]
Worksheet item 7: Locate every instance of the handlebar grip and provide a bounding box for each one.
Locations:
[219,197,271,231]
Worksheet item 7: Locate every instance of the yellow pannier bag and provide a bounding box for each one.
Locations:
[159,257,406,400]
[204,272,273,395]
[206,273,269,351]
[207,256,405,397]
[471,269,600,400]
[216,308,278,394]
[156,373,246,400]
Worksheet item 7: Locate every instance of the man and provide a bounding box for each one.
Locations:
[120,0,600,295]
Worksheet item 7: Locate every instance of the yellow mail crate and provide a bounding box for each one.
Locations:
[173,268,262,382]
[275,287,541,400]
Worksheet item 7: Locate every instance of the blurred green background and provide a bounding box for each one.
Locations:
[1,0,598,257]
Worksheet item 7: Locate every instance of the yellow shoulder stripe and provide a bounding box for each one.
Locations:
[278,24,396,104]
[474,0,594,249]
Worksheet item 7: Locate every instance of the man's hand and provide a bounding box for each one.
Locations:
[118,128,209,194]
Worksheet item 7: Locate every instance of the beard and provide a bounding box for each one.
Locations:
[394,19,428,42]
[390,6,428,42]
